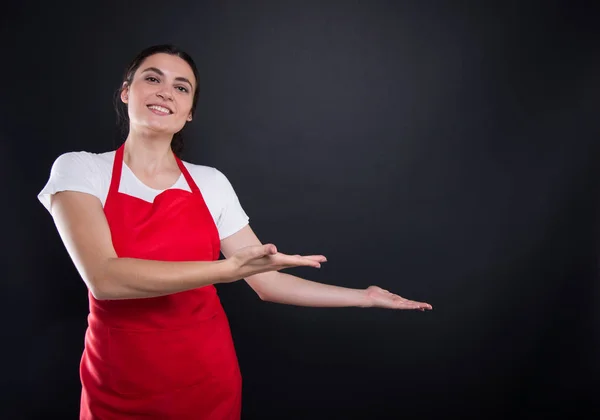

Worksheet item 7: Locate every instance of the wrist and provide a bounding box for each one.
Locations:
[215,259,239,284]
[358,288,374,308]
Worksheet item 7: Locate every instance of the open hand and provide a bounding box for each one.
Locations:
[364,285,432,311]
[226,243,326,282]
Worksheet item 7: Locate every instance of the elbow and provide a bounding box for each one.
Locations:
[248,281,271,302]
[87,271,119,301]
[251,283,271,302]
[88,280,114,301]
[246,273,276,302]
[255,285,277,302]
[90,287,113,301]
[256,290,270,302]
[86,258,127,300]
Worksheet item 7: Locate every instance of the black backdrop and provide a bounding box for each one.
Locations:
[2,1,600,418]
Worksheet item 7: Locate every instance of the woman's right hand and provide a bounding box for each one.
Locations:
[224,244,326,282]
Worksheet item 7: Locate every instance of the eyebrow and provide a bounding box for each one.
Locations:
[141,67,194,89]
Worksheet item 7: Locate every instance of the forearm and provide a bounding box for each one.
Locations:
[95,258,232,300]
[251,272,370,307]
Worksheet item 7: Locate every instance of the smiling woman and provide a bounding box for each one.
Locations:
[37,44,432,420]
[115,45,199,159]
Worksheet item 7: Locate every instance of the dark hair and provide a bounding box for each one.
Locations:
[114,44,201,157]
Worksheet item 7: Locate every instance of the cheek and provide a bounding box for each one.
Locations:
[128,99,144,115]
[177,101,194,121]
[127,101,149,124]
[173,115,190,131]
[126,89,147,116]
[179,95,194,114]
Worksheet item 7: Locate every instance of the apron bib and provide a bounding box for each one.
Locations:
[79,144,242,419]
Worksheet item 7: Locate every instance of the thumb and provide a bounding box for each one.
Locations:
[261,243,277,256]
[237,243,278,264]
[245,243,277,261]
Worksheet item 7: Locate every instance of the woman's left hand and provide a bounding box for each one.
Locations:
[364,285,432,311]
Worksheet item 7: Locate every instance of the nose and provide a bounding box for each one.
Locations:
[156,90,173,101]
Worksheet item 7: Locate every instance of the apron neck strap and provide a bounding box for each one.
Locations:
[175,156,200,194]
[108,143,126,195]
[109,143,201,195]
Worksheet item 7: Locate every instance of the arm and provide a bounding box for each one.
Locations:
[222,226,366,307]
[242,271,371,308]
[221,226,432,310]
[49,191,320,300]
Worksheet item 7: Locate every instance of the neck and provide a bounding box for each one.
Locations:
[123,127,177,174]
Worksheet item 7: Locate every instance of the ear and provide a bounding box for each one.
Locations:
[120,83,129,104]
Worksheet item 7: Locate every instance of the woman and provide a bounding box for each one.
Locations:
[38,44,432,419]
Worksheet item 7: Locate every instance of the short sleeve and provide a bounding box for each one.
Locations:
[37,152,103,213]
[213,168,249,240]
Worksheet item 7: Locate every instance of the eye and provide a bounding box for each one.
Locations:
[176,86,189,93]
[145,76,159,83]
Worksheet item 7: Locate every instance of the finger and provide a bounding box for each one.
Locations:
[388,297,426,310]
[396,301,423,310]
[295,256,322,268]
[288,255,326,262]
[408,300,432,310]
[378,297,418,310]
[275,254,322,268]
[404,302,432,310]
[389,293,432,310]
[303,255,327,263]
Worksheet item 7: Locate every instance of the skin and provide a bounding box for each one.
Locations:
[49,52,432,311]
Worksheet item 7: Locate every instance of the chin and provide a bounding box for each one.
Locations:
[141,120,184,135]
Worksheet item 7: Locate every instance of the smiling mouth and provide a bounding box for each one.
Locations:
[147,104,173,115]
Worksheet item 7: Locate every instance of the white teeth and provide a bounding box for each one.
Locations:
[148,105,171,114]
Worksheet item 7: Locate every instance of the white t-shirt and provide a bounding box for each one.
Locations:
[38,151,250,240]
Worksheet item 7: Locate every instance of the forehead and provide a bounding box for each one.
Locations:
[136,53,196,85]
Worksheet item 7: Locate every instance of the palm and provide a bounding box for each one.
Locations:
[231,244,326,279]
[365,285,432,311]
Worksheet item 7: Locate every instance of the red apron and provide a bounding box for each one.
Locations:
[79,144,242,419]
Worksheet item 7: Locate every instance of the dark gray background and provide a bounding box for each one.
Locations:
[2,0,600,418]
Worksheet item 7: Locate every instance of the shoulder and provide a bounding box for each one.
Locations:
[181,161,243,207]
[181,160,218,180]
[50,150,115,176]
[38,150,116,211]
[181,161,233,189]
[180,160,249,238]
